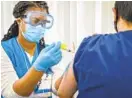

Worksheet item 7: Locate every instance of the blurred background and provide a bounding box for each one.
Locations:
[1,1,115,48]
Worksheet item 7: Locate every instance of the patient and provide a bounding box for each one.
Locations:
[55,1,132,98]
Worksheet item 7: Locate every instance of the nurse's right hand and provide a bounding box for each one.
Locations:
[33,42,62,72]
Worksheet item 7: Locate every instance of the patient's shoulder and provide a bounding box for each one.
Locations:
[73,33,118,66]
[77,33,119,52]
[74,34,102,62]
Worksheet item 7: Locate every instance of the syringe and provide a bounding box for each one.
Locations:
[61,43,73,52]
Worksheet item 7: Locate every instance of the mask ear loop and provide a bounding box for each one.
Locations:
[17,18,27,37]
[114,9,119,32]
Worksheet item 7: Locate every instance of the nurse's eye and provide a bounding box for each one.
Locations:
[33,18,40,24]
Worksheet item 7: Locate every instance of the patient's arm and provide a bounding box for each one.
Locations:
[55,76,63,91]
[56,63,77,98]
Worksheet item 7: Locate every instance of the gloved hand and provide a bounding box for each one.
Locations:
[33,42,62,72]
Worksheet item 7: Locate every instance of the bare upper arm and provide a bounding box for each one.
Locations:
[57,62,77,98]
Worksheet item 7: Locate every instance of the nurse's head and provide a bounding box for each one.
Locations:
[2,1,50,49]
[113,1,132,32]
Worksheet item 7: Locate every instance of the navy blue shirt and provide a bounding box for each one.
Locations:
[73,30,132,98]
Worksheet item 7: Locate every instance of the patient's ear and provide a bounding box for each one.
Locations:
[112,8,117,22]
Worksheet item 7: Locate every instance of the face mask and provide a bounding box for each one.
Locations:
[22,23,47,43]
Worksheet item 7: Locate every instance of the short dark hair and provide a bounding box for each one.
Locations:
[115,1,132,22]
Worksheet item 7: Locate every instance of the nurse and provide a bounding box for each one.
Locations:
[1,1,62,98]
[56,1,132,98]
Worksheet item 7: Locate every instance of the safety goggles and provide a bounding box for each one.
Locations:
[22,11,54,29]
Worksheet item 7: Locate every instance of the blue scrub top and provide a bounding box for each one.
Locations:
[73,30,132,98]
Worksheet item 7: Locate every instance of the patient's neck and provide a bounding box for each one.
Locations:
[118,19,132,32]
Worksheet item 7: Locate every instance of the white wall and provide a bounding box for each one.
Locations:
[1,1,115,48]
[101,1,115,34]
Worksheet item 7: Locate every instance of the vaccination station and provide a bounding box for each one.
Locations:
[1,1,132,98]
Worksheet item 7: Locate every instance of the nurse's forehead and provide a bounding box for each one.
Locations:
[26,7,47,13]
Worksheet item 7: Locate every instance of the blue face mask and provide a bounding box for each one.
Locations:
[22,24,47,43]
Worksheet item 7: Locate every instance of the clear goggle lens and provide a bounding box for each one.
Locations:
[23,11,54,29]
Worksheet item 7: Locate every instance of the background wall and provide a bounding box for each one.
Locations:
[1,1,115,48]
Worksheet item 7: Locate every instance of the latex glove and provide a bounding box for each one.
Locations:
[33,42,62,72]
